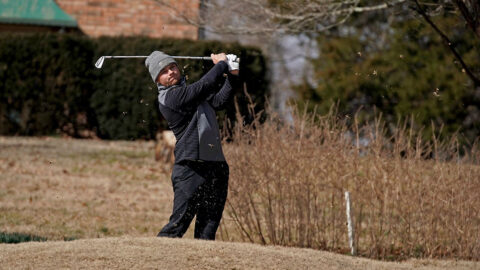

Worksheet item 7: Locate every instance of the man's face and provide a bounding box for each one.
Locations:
[157,63,181,86]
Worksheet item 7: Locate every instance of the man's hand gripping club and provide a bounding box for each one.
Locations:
[210,53,240,75]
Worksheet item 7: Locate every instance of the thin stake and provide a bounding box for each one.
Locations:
[345,191,356,256]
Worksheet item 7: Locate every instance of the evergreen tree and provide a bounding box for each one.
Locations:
[295,16,480,142]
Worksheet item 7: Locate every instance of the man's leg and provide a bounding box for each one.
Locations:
[194,162,229,240]
[158,162,205,238]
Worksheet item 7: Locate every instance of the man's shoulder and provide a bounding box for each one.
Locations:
[158,84,185,104]
[158,89,168,106]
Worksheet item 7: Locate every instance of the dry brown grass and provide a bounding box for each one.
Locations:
[1,237,479,269]
[0,136,174,240]
[221,107,480,261]
[3,135,478,268]
[1,104,479,263]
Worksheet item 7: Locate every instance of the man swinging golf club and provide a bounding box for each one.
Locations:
[145,51,239,240]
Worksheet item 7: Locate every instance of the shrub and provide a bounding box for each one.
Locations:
[0,33,96,137]
[0,232,47,244]
[0,33,268,139]
[221,105,480,260]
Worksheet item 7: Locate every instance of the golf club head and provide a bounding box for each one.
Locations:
[95,56,105,69]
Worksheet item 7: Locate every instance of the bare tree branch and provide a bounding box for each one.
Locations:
[153,0,480,89]
[152,0,408,35]
[453,0,480,39]
[413,0,480,87]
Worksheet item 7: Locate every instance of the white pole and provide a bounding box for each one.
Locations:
[345,191,356,256]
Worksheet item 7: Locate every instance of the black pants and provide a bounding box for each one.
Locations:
[157,160,229,240]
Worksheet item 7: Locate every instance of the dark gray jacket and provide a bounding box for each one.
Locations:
[157,61,235,163]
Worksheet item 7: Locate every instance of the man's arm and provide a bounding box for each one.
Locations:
[160,61,229,111]
[208,74,236,110]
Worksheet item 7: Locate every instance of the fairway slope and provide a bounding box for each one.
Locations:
[0,237,478,269]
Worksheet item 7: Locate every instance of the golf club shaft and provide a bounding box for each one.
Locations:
[95,55,219,68]
[103,56,212,60]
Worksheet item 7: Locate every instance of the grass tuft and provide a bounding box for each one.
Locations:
[0,232,47,244]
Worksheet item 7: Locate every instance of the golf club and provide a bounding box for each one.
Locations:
[95,55,213,69]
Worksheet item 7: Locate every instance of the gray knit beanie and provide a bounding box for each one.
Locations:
[145,51,177,83]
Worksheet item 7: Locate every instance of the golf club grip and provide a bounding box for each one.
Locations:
[172,56,212,60]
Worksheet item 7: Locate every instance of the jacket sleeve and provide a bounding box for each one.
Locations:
[207,74,236,110]
[160,61,229,111]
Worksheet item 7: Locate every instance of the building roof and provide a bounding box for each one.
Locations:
[0,0,77,27]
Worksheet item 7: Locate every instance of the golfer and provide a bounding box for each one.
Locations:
[145,51,238,240]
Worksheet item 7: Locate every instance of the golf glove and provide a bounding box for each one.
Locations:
[226,54,239,71]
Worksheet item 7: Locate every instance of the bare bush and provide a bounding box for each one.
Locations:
[221,105,480,260]
[154,130,176,172]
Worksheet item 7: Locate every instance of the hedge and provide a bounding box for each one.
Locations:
[0,33,268,139]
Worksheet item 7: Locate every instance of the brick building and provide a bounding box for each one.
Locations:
[55,0,200,39]
[0,0,79,33]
